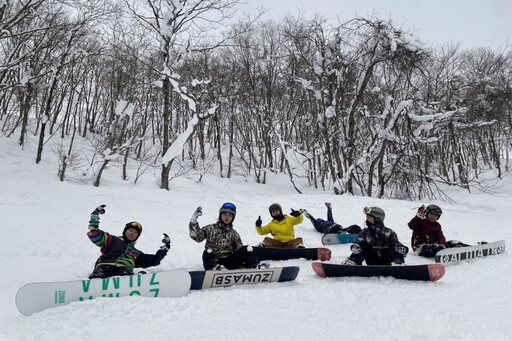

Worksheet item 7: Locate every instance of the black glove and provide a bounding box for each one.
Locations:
[155,248,168,261]
[255,216,262,227]
[290,208,301,217]
[160,233,171,251]
[91,204,106,215]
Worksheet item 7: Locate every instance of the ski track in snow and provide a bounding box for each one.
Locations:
[0,135,511,341]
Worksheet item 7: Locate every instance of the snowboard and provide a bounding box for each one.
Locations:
[16,269,191,316]
[189,266,300,290]
[311,262,445,282]
[435,240,506,265]
[321,233,358,245]
[252,246,331,261]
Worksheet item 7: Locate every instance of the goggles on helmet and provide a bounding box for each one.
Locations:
[425,205,442,217]
[221,202,236,211]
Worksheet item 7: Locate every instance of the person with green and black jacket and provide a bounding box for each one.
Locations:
[344,206,408,265]
[87,205,170,279]
[189,202,261,270]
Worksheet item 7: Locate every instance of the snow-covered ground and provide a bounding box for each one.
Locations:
[0,134,510,341]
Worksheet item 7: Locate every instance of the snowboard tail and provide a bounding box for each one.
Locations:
[435,240,505,265]
[189,266,300,290]
[16,270,191,316]
[312,262,445,282]
[252,246,331,261]
[321,233,358,245]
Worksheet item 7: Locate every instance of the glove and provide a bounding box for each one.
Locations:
[255,216,262,228]
[91,204,106,215]
[160,233,171,251]
[416,205,425,218]
[325,202,332,208]
[155,248,168,261]
[190,206,203,224]
[290,208,301,217]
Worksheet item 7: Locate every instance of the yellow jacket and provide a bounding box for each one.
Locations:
[255,214,304,242]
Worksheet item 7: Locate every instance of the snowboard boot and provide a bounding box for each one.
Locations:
[446,240,470,248]
[302,210,312,220]
[328,224,344,234]
[345,224,362,234]
[418,243,446,257]
[213,264,226,271]
[342,258,356,265]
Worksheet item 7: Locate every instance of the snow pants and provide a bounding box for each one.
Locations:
[89,264,133,279]
[261,237,304,248]
[202,245,259,270]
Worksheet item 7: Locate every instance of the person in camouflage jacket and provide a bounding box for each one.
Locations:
[189,203,259,270]
[87,205,170,279]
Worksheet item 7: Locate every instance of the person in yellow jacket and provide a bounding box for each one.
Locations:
[255,203,305,248]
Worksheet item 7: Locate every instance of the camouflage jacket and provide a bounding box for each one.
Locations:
[189,221,243,259]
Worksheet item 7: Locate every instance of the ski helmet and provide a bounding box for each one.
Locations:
[219,202,236,221]
[269,203,282,214]
[363,206,385,223]
[425,204,442,218]
[123,221,142,241]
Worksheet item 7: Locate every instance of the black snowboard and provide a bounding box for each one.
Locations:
[312,262,445,282]
[252,246,331,261]
[189,266,300,290]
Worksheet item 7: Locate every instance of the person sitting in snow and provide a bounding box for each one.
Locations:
[255,203,305,248]
[408,204,469,257]
[87,205,170,279]
[189,202,264,270]
[344,206,408,265]
[303,202,362,235]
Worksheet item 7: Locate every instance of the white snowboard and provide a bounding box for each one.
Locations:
[435,240,506,265]
[16,269,191,316]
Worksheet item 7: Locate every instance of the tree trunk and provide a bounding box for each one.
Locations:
[94,159,110,187]
[160,76,172,190]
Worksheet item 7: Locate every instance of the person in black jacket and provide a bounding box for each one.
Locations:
[303,202,362,235]
[87,205,170,279]
[344,206,408,265]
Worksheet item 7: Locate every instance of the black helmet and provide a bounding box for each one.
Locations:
[123,221,142,241]
[425,204,442,218]
[269,203,282,214]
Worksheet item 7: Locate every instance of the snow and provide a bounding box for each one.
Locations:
[0,134,511,341]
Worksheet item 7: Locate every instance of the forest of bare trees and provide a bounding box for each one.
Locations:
[1,0,511,200]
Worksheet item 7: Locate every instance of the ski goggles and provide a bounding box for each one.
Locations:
[425,205,442,216]
[363,207,372,214]
[221,202,236,211]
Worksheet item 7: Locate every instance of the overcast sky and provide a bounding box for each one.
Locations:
[238,0,511,50]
